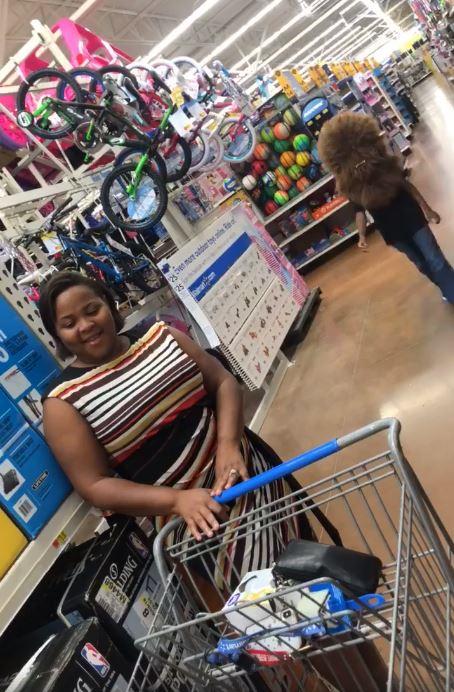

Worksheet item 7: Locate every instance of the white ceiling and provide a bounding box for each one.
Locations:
[3,0,415,74]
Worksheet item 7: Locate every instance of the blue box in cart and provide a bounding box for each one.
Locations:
[0,414,71,538]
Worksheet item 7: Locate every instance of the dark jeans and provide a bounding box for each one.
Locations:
[392,226,454,303]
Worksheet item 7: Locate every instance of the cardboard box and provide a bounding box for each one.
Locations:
[0,617,132,691]
[0,420,71,539]
[0,508,28,579]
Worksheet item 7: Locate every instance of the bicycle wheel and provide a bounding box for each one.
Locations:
[188,132,210,171]
[100,162,168,231]
[200,134,224,171]
[98,65,139,89]
[57,68,104,103]
[218,117,256,163]
[114,146,167,181]
[16,68,83,140]
[159,135,191,183]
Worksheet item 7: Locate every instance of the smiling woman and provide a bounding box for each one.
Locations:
[38,271,339,589]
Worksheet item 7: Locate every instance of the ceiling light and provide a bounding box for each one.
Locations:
[277,20,346,69]
[144,0,223,60]
[239,0,354,82]
[201,0,285,65]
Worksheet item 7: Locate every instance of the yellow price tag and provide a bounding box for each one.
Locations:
[171,87,184,107]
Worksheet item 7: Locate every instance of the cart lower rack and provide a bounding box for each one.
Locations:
[128,418,453,691]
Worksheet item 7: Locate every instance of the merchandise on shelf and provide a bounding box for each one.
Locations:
[0,510,28,580]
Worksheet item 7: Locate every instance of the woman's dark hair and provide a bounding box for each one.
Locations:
[38,271,124,359]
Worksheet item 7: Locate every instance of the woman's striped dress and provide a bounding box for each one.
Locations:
[44,322,316,586]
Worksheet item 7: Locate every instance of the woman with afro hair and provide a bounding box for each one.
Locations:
[318,112,454,303]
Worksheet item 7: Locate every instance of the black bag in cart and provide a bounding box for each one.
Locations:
[273,539,382,596]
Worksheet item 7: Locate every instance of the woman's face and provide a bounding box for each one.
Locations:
[54,285,119,364]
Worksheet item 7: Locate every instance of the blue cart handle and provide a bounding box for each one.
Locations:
[216,438,340,504]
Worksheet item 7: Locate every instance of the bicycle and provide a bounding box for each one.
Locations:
[15,68,189,229]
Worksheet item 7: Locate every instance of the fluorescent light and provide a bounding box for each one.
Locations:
[277,20,346,69]
[232,0,332,71]
[239,0,354,82]
[313,22,380,62]
[143,0,223,60]
[201,0,285,65]
[331,30,381,60]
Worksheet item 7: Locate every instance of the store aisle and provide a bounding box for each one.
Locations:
[261,76,454,534]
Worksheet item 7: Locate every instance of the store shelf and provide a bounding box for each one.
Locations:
[263,174,334,226]
[279,199,351,248]
[122,286,172,331]
[0,493,90,636]
[295,230,359,270]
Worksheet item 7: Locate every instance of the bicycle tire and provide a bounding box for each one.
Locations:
[159,135,191,183]
[98,65,139,89]
[219,117,256,163]
[114,146,167,182]
[56,68,104,102]
[16,68,84,140]
[200,134,224,171]
[100,162,168,231]
[189,132,210,171]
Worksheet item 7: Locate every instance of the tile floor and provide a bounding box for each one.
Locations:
[261,76,454,537]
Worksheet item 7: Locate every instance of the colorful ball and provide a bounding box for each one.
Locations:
[264,200,279,216]
[274,139,291,153]
[283,108,299,128]
[275,165,287,177]
[268,152,280,169]
[280,151,296,168]
[295,151,311,167]
[260,126,275,143]
[273,122,291,140]
[311,145,321,163]
[242,174,257,191]
[262,171,276,186]
[265,184,278,199]
[288,186,299,199]
[253,143,271,160]
[251,159,268,177]
[296,176,310,192]
[306,163,320,181]
[287,164,303,180]
[274,190,289,206]
[276,174,292,191]
[293,133,311,151]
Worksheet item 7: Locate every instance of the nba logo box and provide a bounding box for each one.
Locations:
[0,387,71,538]
[0,617,132,691]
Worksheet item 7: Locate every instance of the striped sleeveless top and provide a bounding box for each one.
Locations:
[45,323,208,470]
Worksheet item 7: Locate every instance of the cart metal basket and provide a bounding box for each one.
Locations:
[127,418,454,691]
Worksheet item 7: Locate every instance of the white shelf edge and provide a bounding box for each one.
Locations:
[279,200,351,248]
[263,174,334,226]
[0,493,90,636]
[295,230,359,270]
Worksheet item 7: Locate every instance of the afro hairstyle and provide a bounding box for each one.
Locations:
[317,112,404,209]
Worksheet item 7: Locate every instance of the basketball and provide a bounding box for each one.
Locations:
[260,126,275,143]
[287,164,303,180]
[280,151,296,168]
[274,190,289,206]
[296,176,310,192]
[276,174,292,191]
[295,151,311,167]
[275,165,287,177]
[273,122,291,140]
[264,200,279,215]
[254,143,271,160]
[274,139,291,153]
[293,133,311,151]
[251,159,268,177]
[283,108,299,128]
[242,174,257,190]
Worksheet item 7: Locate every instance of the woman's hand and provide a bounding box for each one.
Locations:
[211,441,249,497]
[173,488,226,541]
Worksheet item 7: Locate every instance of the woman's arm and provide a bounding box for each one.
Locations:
[404,181,441,223]
[168,328,249,495]
[43,398,225,540]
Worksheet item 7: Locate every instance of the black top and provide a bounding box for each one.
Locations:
[355,186,427,245]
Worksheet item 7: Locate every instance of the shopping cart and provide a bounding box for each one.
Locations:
[127,418,454,691]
